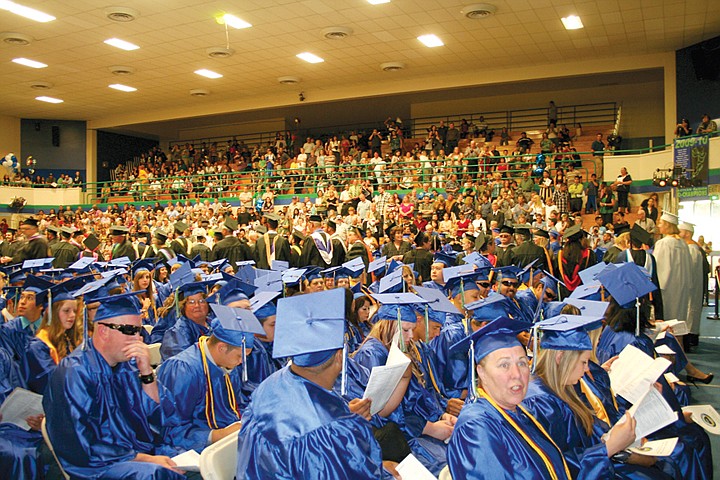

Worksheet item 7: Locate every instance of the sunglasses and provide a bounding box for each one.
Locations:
[477,282,491,288]
[501,280,519,288]
[98,322,143,336]
[545,291,557,300]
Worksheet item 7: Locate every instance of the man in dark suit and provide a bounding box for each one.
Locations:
[6,218,50,265]
[345,226,369,270]
[495,225,516,267]
[52,227,81,268]
[511,224,546,271]
[485,201,505,232]
[190,234,211,262]
[300,215,335,268]
[170,221,193,257]
[211,219,248,270]
[254,213,291,269]
[402,231,433,284]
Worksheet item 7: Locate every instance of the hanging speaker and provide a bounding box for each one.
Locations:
[51,126,60,147]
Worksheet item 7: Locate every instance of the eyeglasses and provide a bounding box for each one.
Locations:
[187,299,208,305]
[477,282,491,288]
[545,291,557,300]
[98,322,143,336]
[500,280,519,288]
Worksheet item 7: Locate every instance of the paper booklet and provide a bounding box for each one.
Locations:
[654,319,688,336]
[682,405,720,435]
[363,332,411,415]
[171,449,201,472]
[626,385,677,440]
[629,437,678,456]
[0,388,44,430]
[608,344,671,404]
[396,454,438,480]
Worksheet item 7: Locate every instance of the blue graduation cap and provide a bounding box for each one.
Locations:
[209,274,257,305]
[578,262,609,286]
[93,290,145,323]
[413,285,462,315]
[207,259,230,272]
[434,251,457,268]
[236,260,256,267]
[320,266,341,278]
[280,268,306,288]
[303,266,323,282]
[202,272,225,284]
[596,261,656,308]
[108,256,131,267]
[543,301,567,319]
[236,264,257,284]
[46,275,92,323]
[563,298,609,318]
[443,266,482,300]
[250,291,280,319]
[368,256,387,275]
[465,294,513,322]
[462,251,494,269]
[271,260,289,271]
[273,289,346,365]
[372,292,427,351]
[386,259,403,274]
[8,268,26,284]
[22,258,54,273]
[169,261,194,288]
[68,257,95,272]
[379,266,404,293]
[492,265,524,281]
[254,270,283,292]
[536,314,604,351]
[131,259,155,277]
[178,279,214,298]
[569,283,603,301]
[451,316,532,363]
[22,274,53,305]
[209,304,265,381]
[342,257,365,277]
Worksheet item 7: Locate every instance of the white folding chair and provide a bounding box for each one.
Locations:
[147,343,162,366]
[438,465,452,480]
[199,432,239,480]
[41,417,70,480]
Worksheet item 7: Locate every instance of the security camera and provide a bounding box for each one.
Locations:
[298,92,305,102]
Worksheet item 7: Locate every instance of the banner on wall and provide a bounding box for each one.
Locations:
[674,135,710,195]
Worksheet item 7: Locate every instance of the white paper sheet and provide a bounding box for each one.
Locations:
[363,339,411,415]
[0,388,43,430]
[629,437,678,456]
[396,454,438,480]
[608,345,671,404]
[682,405,720,435]
[171,449,201,472]
[663,372,680,384]
[654,319,688,336]
[654,344,675,355]
[627,386,677,439]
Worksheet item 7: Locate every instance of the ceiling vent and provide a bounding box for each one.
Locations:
[380,62,405,72]
[30,81,53,90]
[109,65,135,75]
[278,76,300,85]
[322,26,353,40]
[461,3,497,19]
[190,89,210,97]
[104,6,140,22]
[206,46,235,59]
[1,32,33,46]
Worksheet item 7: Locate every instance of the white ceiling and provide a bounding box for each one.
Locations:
[0,0,718,132]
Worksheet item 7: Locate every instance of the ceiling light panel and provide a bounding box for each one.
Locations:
[104,38,140,51]
[12,57,47,68]
[561,15,583,30]
[0,0,55,22]
[109,84,137,92]
[35,96,63,103]
[417,34,444,47]
[222,14,252,29]
[296,52,324,63]
[194,69,223,79]
[367,0,390,4]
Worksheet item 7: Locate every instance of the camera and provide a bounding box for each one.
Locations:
[298,92,305,102]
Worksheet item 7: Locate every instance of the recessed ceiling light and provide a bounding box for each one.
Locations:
[367,0,390,4]
[12,57,47,68]
[221,13,252,29]
[0,1,55,22]
[35,96,63,104]
[109,83,137,92]
[195,69,223,79]
[417,34,444,48]
[104,38,140,51]
[296,52,324,63]
[561,15,583,30]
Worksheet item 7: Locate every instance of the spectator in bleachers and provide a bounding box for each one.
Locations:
[696,113,717,134]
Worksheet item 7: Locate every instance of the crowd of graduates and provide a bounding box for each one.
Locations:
[0,193,715,479]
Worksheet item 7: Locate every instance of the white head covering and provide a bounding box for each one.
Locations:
[678,220,695,233]
[660,211,678,225]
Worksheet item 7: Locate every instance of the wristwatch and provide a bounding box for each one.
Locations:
[611,451,631,463]
[139,372,156,384]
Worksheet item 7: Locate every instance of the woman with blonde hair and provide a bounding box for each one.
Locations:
[36,280,85,364]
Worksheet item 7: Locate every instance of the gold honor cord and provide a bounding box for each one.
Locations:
[199,336,240,429]
[579,378,611,427]
[477,388,572,480]
[409,342,442,396]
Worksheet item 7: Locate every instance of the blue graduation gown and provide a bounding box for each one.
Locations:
[156,343,247,453]
[514,290,539,323]
[0,317,57,393]
[413,341,450,410]
[43,338,184,480]
[597,327,713,479]
[160,316,209,361]
[448,397,571,480]
[420,281,444,291]
[236,366,383,479]
[0,346,44,480]
[430,313,469,398]
[242,339,280,397]
[149,307,178,344]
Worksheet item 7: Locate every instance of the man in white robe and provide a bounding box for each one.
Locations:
[653,212,692,324]
[678,221,705,339]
